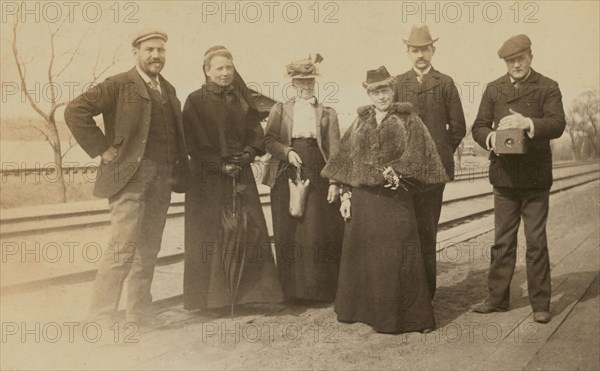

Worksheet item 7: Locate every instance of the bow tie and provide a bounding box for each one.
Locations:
[297,96,316,105]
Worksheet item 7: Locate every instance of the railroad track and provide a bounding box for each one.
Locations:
[1,161,598,295]
[1,161,596,237]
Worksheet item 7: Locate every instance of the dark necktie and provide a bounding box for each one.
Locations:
[148,79,161,97]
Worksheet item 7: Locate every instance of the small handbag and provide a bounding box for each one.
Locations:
[288,166,310,218]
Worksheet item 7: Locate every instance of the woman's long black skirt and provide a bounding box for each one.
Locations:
[270,138,344,302]
[334,186,435,333]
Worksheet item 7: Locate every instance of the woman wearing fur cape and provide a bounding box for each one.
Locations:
[321,66,449,334]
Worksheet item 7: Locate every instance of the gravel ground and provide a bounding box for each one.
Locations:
[1,181,598,370]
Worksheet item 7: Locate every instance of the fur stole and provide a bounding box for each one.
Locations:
[321,102,449,188]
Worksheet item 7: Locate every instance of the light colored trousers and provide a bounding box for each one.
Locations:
[90,159,173,321]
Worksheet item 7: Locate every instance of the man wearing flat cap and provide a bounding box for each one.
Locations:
[471,34,566,323]
[65,29,190,327]
[393,24,466,302]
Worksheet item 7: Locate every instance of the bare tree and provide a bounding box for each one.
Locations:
[564,110,580,160]
[10,11,119,203]
[565,90,600,160]
[575,90,600,157]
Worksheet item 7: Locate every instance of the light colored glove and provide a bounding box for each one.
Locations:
[327,184,340,203]
[222,163,241,177]
[340,199,351,221]
[287,150,303,168]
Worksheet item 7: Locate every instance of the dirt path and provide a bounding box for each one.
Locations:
[1,181,598,370]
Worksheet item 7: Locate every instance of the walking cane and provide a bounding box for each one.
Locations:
[229,156,237,318]
[232,173,237,219]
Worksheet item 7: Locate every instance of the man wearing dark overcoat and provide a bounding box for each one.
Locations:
[394,25,466,300]
[471,34,566,323]
[64,29,190,326]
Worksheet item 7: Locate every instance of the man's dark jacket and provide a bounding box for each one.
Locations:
[472,69,566,188]
[394,68,466,180]
[65,67,190,197]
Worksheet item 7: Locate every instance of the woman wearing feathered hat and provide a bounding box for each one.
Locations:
[321,66,449,333]
[182,46,282,311]
[264,54,344,303]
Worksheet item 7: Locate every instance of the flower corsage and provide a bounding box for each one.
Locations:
[382,166,417,191]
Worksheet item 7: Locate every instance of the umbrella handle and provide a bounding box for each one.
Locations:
[226,153,243,217]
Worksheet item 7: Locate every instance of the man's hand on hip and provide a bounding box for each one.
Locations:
[101,147,118,164]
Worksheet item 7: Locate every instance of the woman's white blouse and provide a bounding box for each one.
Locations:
[375,108,387,126]
[291,97,317,138]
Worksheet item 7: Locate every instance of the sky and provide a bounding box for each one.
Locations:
[1,0,599,132]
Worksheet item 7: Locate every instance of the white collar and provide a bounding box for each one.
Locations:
[374,107,388,125]
[294,96,316,105]
[413,65,432,77]
[509,69,532,84]
[136,65,161,87]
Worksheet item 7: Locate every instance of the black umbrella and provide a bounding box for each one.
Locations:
[219,154,249,318]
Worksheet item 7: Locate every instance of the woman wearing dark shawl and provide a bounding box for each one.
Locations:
[182,46,282,311]
[321,66,449,333]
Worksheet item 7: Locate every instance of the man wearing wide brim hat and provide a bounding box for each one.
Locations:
[402,24,439,47]
[393,24,466,303]
[65,29,190,327]
[471,34,566,324]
